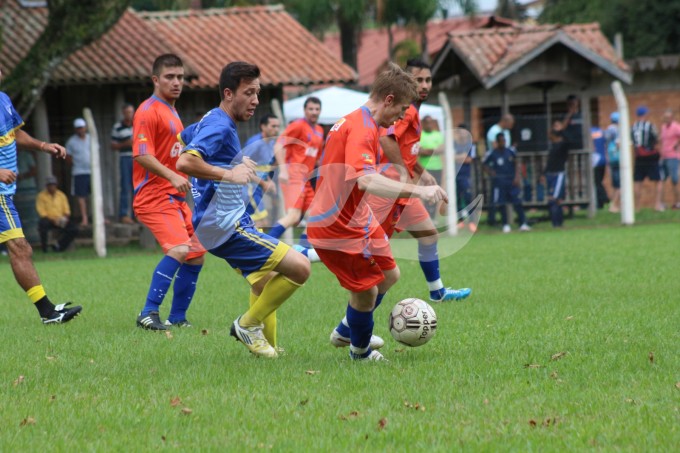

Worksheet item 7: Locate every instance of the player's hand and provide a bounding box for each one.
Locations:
[418,170,437,187]
[418,185,448,205]
[169,173,191,193]
[262,179,277,194]
[43,143,66,159]
[229,163,256,185]
[278,166,289,184]
[0,169,17,184]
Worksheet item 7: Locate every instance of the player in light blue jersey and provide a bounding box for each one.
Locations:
[0,68,82,324]
[242,113,279,227]
[176,62,310,358]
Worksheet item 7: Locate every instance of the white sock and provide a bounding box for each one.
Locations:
[427,278,444,292]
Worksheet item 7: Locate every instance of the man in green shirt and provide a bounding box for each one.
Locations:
[418,116,444,217]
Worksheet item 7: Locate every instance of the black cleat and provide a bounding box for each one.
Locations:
[136,311,167,331]
[42,303,82,325]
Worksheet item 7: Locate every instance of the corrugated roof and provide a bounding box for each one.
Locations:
[444,22,631,88]
[323,15,513,86]
[139,6,357,88]
[0,0,356,87]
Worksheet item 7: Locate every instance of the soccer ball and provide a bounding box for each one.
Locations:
[389,298,437,347]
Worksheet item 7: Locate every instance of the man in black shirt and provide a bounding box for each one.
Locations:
[544,121,570,227]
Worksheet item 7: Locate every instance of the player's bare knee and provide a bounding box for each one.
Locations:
[290,255,311,284]
[7,238,32,260]
[167,246,189,263]
[383,266,400,289]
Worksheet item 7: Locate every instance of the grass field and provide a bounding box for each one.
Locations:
[1,216,679,451]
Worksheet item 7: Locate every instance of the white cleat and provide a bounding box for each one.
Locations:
[350,349,387,361]
[329,329,385,350]
[519,223,532,232]
[230,316,278,358]
[502,224,512,233]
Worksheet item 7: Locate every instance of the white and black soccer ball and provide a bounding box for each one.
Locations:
[389,298,437,347]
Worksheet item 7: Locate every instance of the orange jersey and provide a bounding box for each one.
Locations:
[277,118,324,174]
[381,104,421,178]
[308,106,386,253]
[132,95,185,206]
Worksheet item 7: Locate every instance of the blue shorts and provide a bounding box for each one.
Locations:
[0,194,25,243]
[610,164,620,189]
[491,181,521,205]
[73,174,91,197]
[209,215,290,285]
[660,158,679,184]
[546,172,566,200]
[245,184,268,221]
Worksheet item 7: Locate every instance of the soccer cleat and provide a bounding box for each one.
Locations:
[292,244,321,263]
[502,224,512,233]
[519,223,532,232]
[430,287,472,303]
[229,316,278,358]
[136,311,167,331]
[164,319,193,328]
[349,349,386,361]
[329,329,385,350]
[42,302,82,325]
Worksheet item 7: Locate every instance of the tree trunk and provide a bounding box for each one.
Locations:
[3,0,131,118]
[387,24,395,60]
[338,16,360,71]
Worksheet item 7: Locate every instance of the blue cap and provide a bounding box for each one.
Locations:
[636,106,648,117]
[610,112,619,123]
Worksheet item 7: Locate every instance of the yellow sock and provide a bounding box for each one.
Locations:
[249,291,277,347]
[240,275,301,331]
[27,285,46,303]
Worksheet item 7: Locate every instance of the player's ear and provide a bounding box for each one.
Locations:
[223,88,233,101]
[384,94,395,107]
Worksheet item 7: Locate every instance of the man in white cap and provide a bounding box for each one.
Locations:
[65,118,91,226]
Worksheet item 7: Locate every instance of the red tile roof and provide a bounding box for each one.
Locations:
[323,15,514,86]
[140,6,356,88]
[0,0,356,87]
[443,22,631,88]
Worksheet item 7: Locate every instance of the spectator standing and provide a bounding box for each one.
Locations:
[418,115,444,184]
[561,95,584,151]
[486,113,514,152]
[631,106,662,211]
[36,176,78,253]
[65,117,91,226]
[659,108,680,209]
[544,121,570,227]
[483,133,530,233]
[111,103,135,224]
[454,123,476,225]
[591,125,609,208]
[605,112,621,212]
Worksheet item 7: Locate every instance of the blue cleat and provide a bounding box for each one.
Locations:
[430,287,472,302]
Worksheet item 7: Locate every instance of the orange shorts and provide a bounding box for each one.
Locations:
[315,232,396,293]
[370,197,431,238]
[280,177,315,213]
[135,195,206,260]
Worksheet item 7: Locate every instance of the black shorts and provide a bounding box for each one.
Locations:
[634,160,660,182]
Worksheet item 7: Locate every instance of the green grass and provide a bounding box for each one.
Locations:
[1,218,679,451]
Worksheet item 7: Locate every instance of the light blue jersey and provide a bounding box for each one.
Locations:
[181,108,247,250]
[0,91,24,196]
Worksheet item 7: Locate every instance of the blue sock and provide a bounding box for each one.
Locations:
[336,293,384,338]
[346,304,374,356]
[169,263,202,323]
[298,233,311,248]
[269,222,286,239]
[373,293,385,311]
[419,242,440,283]
[142,256,181,316]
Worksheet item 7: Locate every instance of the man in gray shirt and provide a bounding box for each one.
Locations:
[65,118,91,226]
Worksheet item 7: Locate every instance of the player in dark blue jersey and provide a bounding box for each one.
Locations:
[1,68,82,324]
[483,133,530,233]
[176,62,310,358]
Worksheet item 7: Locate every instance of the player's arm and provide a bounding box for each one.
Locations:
[176,152,256,185]
[15,129,66,159]
[135,154,191,193]
[379,135,410,182]
[273,141,288,183]
[357,172,447,205]
[0,168,17,184]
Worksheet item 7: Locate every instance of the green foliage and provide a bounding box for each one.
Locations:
[539,0,680,58]
[1,222,679,449]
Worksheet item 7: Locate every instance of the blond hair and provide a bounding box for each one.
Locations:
[370,62,418,105]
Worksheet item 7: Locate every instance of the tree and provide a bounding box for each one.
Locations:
[2,0,132,118]
[539,0,680,59]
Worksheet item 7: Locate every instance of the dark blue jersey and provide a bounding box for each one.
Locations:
[483,147,516,182]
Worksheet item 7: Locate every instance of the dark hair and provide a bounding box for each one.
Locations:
[152,54,183,76]
[457,123,468,129]
[219,61,260,100]
[405,58,431,71]
[567,94,578,102]
[496,132,505,141]
[304,96,322,109]
[259,113,278,127]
